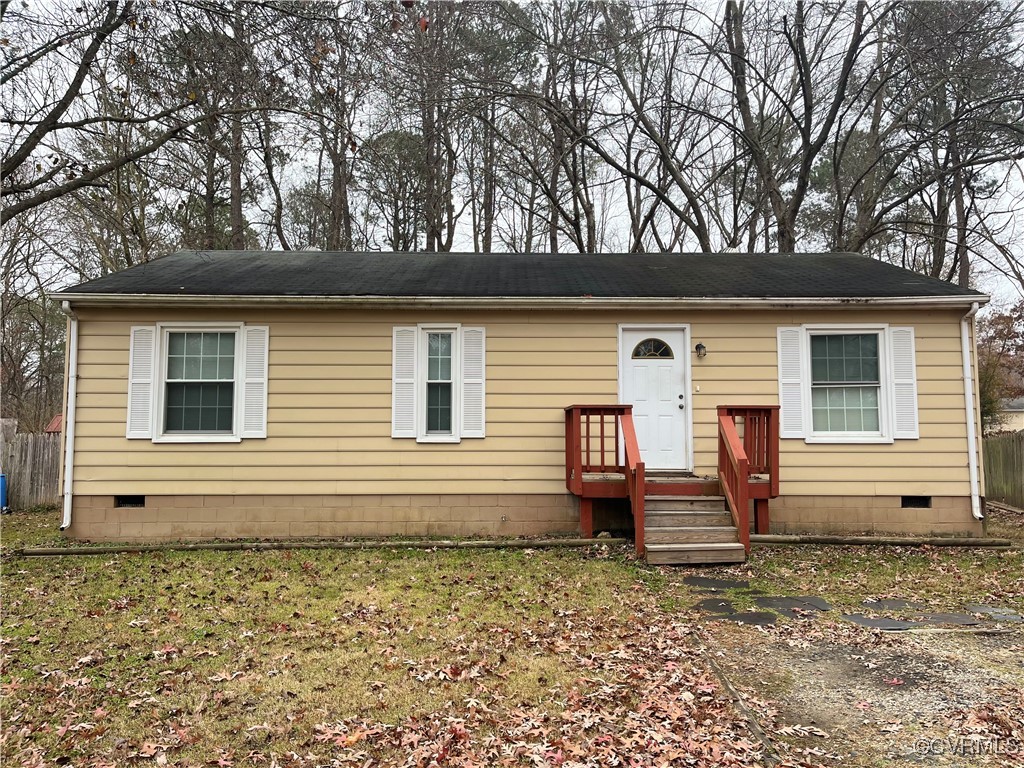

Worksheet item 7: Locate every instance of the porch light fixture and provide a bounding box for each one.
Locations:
[695,342,707,358]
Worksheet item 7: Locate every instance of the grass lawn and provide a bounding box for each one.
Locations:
[3,505,1022,767]
[985,503,1024,546]
[1,507,762,767]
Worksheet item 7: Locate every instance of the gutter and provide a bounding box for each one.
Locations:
[54,292,990,311]
[59,301,79,531]
[960,302,983,520]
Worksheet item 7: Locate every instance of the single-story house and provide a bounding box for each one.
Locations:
[997,397,1024,433]
[55,252,989,564]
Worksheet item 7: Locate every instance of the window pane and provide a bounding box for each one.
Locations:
[863,407,880,431]
[811,384,881,434]
[182,403,202,431]
[184,385,202,407]
[862,356,879,382]
[168,334,185,355]
[811,357,828,381]
[846,408,863,431]
[167,356,184,379]
[427,332,452,381]
[165,382,234,433]
[632,338,673,359]
[167,331,234,383]
[862,334,878,357]
[811,333,880,384]
[200,356,217,379]
[812,408,830,432]
[810,336,827,358]
[427,382,452,433]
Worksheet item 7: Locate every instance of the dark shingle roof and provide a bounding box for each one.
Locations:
[59,251,986,301]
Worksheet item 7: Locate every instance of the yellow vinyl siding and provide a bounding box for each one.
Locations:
[686,309,976,497]
[69,307,979,500]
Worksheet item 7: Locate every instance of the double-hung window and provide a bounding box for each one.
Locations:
[126,323,269,442]
[426,331,455,435]
[778,324,919,444]
[809,333,881,435]
[164,331,236,433]
[392,324,486,443]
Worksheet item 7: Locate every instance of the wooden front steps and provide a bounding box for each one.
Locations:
[566,405,780,566]
[644,493,746,565]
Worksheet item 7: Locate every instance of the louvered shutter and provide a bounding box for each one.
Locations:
[392,327,417,438]
[460,327,486,438]
[889,327,919,439]
[240,325,269,438]
[126,326,156,439]
[777,327,805,438]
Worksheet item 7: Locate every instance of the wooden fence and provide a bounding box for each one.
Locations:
[984,431,1024,510]
[1,433,62,510]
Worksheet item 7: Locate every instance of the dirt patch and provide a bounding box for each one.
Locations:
[706,618,1024,766]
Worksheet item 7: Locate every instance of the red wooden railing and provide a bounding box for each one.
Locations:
[564,405,626,494]
[566,404,779,558]
[620,411,646,556]
[718,414,751,553]
[565,405,646,554]
[717,406,780,552]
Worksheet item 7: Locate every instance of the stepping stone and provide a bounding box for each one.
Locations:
[965,604,1024,623]
[909,612,981,626]
[796,596,833,611]
[683,575,749,592]
[842,613,920,631]
[754,596,831,618]
[719,611,777,626]
[692,598,735,614]
[862,598,926,611]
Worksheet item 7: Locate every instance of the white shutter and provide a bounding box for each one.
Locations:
[460,327,486,438]
[392,327,417,438]
[126,326,156,439]
[240,325,269,438]
[777,327,805,438]
[889,326,919,439]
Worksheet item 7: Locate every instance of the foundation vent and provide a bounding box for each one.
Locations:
[901,496,931,509]
[115,495,146,508]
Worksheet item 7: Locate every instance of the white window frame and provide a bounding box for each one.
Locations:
[802,323,893,445]
[416,323,461,443]
[154,322,244,444]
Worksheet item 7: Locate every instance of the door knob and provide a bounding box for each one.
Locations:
[678,403,685,409]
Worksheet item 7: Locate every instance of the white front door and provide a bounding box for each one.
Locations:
[620,327,689,470]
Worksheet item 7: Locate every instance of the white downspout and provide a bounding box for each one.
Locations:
[60,301,79,531]
[960,302,983,520]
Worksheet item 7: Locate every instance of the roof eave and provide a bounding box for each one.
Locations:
[55,293,990,310]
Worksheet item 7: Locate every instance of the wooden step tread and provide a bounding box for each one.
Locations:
[643,499,724,505]
[645,526,739,544]
[646,542,745,551]
[645,541,747,565]
[645,510,733,528]
[645,510,731,517]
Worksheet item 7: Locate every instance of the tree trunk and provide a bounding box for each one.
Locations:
[228,5,245,250]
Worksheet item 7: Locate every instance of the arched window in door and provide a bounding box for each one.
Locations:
[631,338,673,359]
